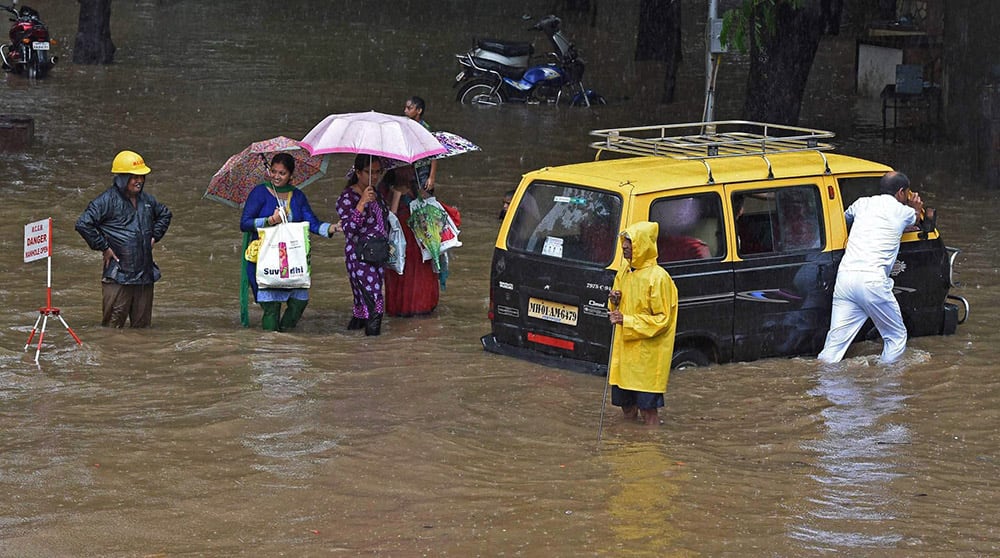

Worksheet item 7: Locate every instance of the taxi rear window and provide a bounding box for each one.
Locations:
[506,181,622,266]
[838,176,882,209]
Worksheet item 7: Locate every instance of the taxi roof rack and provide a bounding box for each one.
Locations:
[589,120,836,183]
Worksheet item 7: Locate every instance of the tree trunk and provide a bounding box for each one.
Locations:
[552,0,598,26]
[635,0,682,103]
[742,0,842,124]
[73,0,115,65]
[877,0,896,20]
[946,0,1000,188]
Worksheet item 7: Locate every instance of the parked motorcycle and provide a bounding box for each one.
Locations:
[454,15,604,107]
[1,1,56,79]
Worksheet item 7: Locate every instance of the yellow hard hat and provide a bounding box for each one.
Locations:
[110,150,152,175]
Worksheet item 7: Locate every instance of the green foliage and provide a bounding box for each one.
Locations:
[720,0,804,54]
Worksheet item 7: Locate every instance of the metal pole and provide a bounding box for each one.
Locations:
[596,324,615,447]
[599,242,625,447]
[704,0,719,122]
[46,254,52,308]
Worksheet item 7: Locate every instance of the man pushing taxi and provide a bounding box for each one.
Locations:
[607,221,679,426]
[818,171,931,363]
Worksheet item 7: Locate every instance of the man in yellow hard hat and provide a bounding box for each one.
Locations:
[75,150,172,327]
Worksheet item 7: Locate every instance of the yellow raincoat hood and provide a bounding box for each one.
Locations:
[608,221,678,394]
[621,221,659,270]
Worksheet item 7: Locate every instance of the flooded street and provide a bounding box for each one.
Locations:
[2,1,997,556]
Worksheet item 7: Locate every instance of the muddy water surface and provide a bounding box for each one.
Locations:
[1,1,997,556]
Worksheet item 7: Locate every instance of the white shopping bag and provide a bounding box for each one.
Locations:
[255,217,311,289]
[386,211,406,275]
[439,210,462,253]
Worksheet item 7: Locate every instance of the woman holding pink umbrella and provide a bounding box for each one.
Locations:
[336,154,388,335]
[299,110,448,334]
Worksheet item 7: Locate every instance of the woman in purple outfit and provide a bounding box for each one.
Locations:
[336,154,388,336]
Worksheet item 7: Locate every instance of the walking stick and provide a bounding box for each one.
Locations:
[596,323,615,447]
[598,245,625,448]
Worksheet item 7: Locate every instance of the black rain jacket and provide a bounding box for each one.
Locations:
[75,181,172,285]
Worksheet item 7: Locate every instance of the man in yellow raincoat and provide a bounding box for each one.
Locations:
[607,221,678,425]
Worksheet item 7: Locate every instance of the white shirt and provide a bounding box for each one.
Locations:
[839,194,917,277]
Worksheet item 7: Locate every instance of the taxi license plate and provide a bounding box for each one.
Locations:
[32,42,49,50]
[528,297,578,326]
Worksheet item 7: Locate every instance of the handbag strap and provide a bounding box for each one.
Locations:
[267,186,292,223]
[373,192,390,236]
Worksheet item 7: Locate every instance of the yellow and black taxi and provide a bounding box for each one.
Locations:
[481,121,968,373]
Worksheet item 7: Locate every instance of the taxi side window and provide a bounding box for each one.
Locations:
[649,194,724,263]
[733,185,824,257]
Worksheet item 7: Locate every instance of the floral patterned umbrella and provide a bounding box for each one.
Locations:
[376,131,480,173]
[204,136,329,208]
[429,131,480,160]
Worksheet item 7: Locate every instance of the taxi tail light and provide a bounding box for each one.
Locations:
[527,332,575,351]
[487,286,495,321]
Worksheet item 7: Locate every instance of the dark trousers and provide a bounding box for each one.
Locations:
[101,282,154,328]
[611,385,665,410]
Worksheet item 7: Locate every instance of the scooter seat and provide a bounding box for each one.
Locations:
[470,57,526,78]
[477,39,533,58]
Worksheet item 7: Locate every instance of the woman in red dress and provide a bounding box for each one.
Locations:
[383,166,439,316]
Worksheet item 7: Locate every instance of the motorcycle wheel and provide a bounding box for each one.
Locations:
[457,79,504,106]
[591,95,608,106]
[26,51,39,79]
[571,93,607,107]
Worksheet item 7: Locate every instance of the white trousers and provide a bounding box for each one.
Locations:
[817,271,907,363]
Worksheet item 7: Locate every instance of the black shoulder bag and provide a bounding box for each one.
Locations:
[358,196,391,265]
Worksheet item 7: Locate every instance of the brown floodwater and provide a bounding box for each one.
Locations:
[1,1,996,556]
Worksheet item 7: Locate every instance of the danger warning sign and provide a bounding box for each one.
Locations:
[24,218,51,263]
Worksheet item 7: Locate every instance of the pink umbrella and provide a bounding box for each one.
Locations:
[205,136,329,208]
[300,111,445,163]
